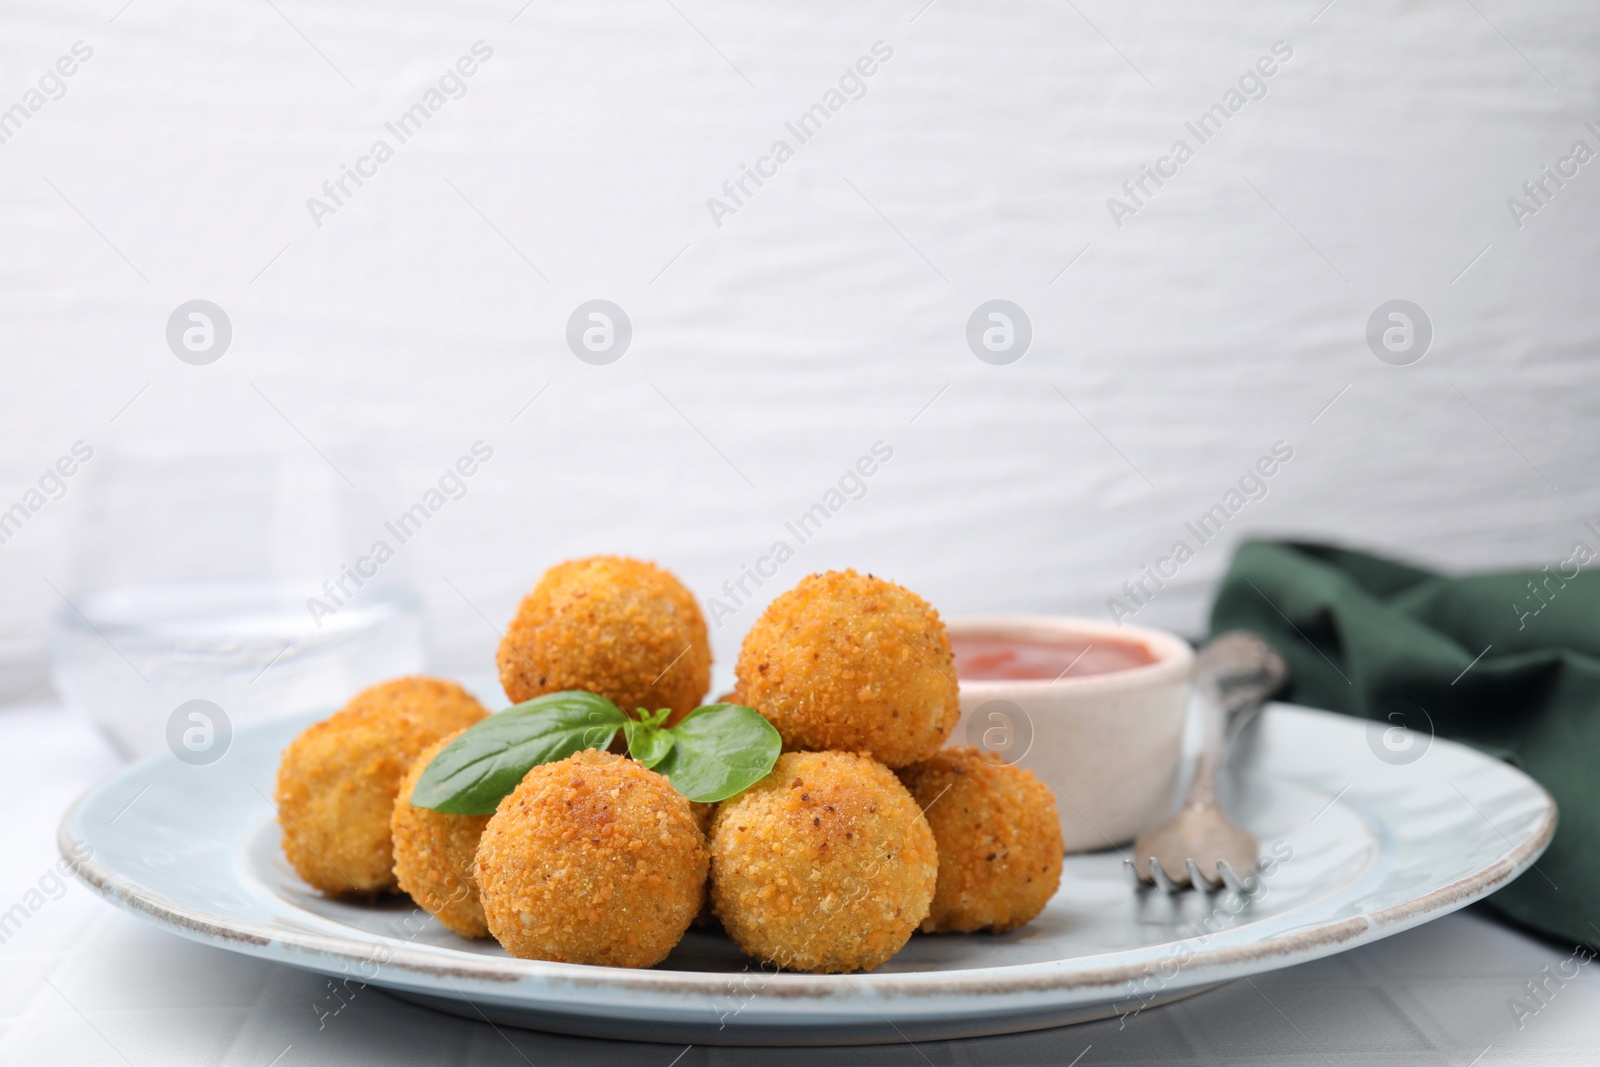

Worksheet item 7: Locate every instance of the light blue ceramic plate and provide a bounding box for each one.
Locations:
[59,703,1554,1046]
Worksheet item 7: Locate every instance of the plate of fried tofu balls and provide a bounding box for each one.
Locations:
[59,555,1558,1044]
[275,559,1065,975]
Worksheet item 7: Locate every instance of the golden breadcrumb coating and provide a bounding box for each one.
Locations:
[689,801,719,927]
[275,678,487,896]
[897,747,1063,933]
[337,676,488,732]
[497,556,710,721]
[734,570,959,767]
[475,749,708,967]
[690,801,717,838]
[710,751,937,973]
[391,732,492,938]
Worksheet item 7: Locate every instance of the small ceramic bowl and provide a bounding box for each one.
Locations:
[946,616,1194,854]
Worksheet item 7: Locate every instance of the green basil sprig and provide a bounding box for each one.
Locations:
[410,691,780,814]
[409,691,626,814]
[622,707,676,769]
[653,704,784,804]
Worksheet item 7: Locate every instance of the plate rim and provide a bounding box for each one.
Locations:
[59,703,1558,1003]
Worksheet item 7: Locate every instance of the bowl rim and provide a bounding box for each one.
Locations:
[946,615,1194,694]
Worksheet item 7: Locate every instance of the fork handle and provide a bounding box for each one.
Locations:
[1182,632,1288,811]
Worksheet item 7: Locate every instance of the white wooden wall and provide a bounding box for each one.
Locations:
[1,0,1595,703]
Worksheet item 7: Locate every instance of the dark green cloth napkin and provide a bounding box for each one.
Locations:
[1209,539,1600,948]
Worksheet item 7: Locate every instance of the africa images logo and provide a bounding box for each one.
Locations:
[304,42,494,229]
[1106,40,1294,229]
[704,41,894,228]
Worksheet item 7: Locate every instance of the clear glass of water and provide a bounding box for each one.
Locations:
[49,446,428,759]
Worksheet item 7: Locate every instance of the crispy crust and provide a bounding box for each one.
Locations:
[709,751,937,973]
[336,677,488,731]
[733,570,959,767]
[897,747,1063,934]
[275,678,487,896]
[496,556,711,720]
[690,801,717,838]
[689,801,719,928]
[475,750,708,967]
[391,732,492,938]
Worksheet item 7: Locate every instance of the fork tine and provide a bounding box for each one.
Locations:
[1186,858,1220,892]
[1149,857,1181,892]
[1125,857,1153,888]
[1217,860,1250,897]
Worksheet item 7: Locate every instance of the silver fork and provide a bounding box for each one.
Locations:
[1129,631,1289,892]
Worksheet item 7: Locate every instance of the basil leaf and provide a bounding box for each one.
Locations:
[410,691,628,814]
[624,717,675,769]
[654,703,781,803]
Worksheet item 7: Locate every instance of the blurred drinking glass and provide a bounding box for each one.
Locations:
[49,445,427,759]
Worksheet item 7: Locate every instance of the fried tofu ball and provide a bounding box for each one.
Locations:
[710,751,937,973]
[275,678,487,896]
[475,750,708,967]
[734,570,959,767]
[391,732,492,938]
[497,556,711,721]
[897,747,1063,933]
[338,677,488,734]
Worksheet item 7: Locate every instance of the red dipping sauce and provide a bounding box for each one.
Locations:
[952,633,1157,682]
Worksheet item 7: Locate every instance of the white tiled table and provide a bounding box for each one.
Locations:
[3,702,1595,1067]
